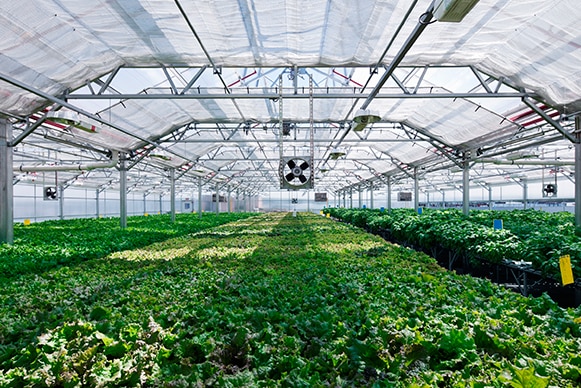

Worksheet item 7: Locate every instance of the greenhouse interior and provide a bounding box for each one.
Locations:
[3,0,581,386]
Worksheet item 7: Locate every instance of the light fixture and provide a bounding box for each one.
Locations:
[433,0,480,22]
[352,109,381,131]
[505,151,539,160]
[149,151,172,161]
[329,148,346,159]
[46,110,99,133]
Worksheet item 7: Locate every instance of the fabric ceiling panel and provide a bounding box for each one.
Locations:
[402,1,581,109]
[369,94,520,148]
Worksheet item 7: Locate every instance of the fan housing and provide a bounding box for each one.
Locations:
[280,157,313,190]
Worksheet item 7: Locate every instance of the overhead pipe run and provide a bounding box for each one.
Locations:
[476,158,575,166]
[14,151,119,172]
[522,97,576,143]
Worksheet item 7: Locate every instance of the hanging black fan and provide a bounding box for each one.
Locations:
[280,157,313,189]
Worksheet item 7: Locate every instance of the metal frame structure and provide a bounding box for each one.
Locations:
[2,1,581,243]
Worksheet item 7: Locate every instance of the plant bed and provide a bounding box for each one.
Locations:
[325,207,581,306]
[1,212,581,386]
[0,212,256,280]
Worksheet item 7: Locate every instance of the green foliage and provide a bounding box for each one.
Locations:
[1,212,581,386]
[0,212,256,280]
[324,207,581,279]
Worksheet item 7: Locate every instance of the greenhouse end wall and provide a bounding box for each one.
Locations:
[13,185,171,222]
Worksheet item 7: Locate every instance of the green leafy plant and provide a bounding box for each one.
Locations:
[1,212,581,386]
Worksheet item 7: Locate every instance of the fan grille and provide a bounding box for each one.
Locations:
[280,157,313,189]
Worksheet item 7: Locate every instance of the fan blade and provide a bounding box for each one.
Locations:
[287,159,296,169]
[298,174,307,184]
[285,172,295,182]
[299,161,309,170]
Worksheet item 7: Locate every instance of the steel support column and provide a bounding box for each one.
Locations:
[358,186,362,208]
[170,168,176,223]
[463,162,470,216]
[96,189,100,218]
[215,184,220,214]
[227,185,232,213]
[414,167,419,211]
[198,177,203,217]
[575,116,581,235]
[387,178,392,211]
[522,179,528,210]
[119,153,127,228]
[349,187,353,208]
[59,185,64,220]
[370,186,374,209]
[0,119,13,244]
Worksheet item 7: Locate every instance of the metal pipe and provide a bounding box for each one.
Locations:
[0,119,13,244]
[522,179,528,210]
[349,187,353,208]
[170,168,176,223]
[463,162,470,216]
[10,109,55,147]
[119,152,127,229]
[176,138,427,144]
[387,178,392,211]
[362,0,419,91]
[475,158,575,166]
[0,73,224,178]
[14,151,119,172]
[59,185,64,220]
[65,91,528,100]
[522,97,576,143]
[575,116,581,235]
[215,184,220,214]
[96,188,100,218]
[198,176,203,218]
[414,167,419,211]
[361,3,434,110]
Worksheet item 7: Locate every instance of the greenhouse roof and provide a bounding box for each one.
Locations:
[2,0,581,195]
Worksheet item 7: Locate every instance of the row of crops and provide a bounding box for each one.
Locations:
[0,212,256,280]
[1,212,581,386]
[323,207,581,281]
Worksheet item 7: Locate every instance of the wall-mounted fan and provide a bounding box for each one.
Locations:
[543,183,557,197]
[280,157,313,190]
[44,186,58,200]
